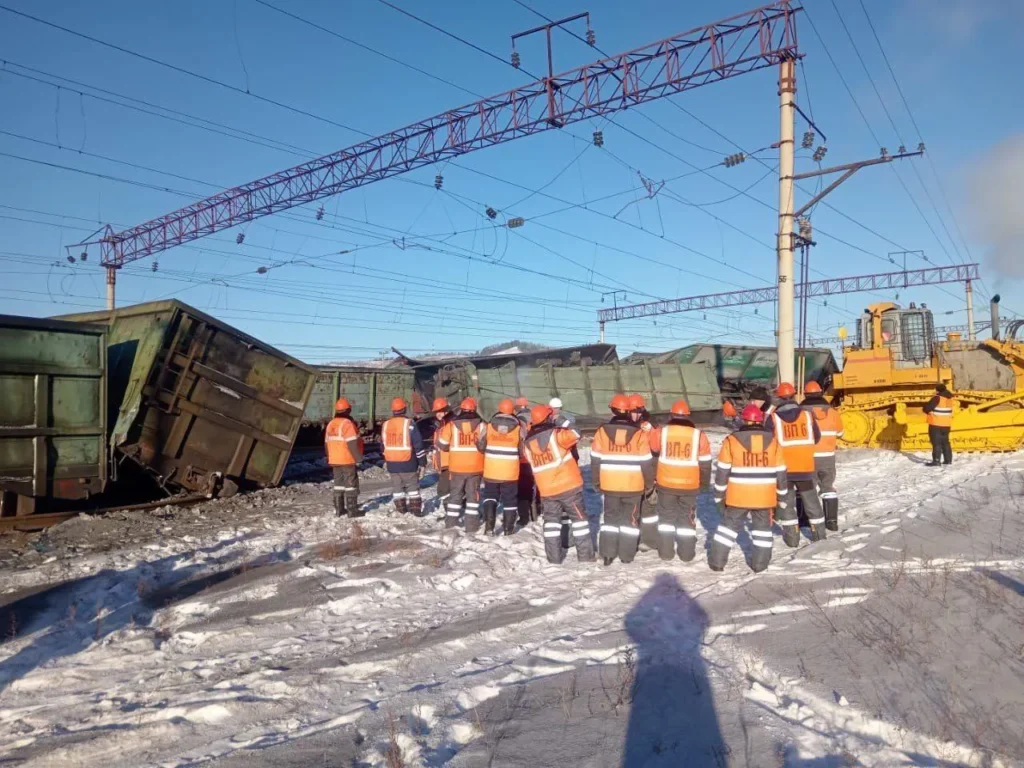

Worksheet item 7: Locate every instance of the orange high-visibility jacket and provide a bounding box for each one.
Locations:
[477,414,522,482]
[325,416,363,466]
[382,417,412,463]
[439,417,485,475]
[770,405,820,480]
[432,416,451,471]
[590,418,654,495]
[925,394,953,428]
[650,423,712,491]
[804,401,844,459]
[524,425,583,497]
[714,426,789,510]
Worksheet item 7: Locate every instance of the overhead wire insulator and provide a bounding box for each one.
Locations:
[256,266,268,275]
[434,173,443,190]
[316,205,325,221]
[880,147,889,158]
[586,28,596,46]
[79,251,88,262]
[151,261,159,272]
[66,255,75,264]
[801,130,814,149]
[812,145,827,163]
[485,206,497,220]
[592,130,604,147]
[236,232,245,244]
[511,50,521,68]
[897,145,907,155]
[723,152,745,168]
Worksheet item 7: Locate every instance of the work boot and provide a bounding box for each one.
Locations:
[502,506,517,536]
[676,529,698,562]
[807,521,827,542]
[603,557,615,567]
[333,492,345,517]
[408,497,423,517]
[925,461,941,467]
[823,497,839,532]
[344,492,363,518]
[394,498,409,515]
[481,501,496,534]
[780,521,801,548]
[749,545,772,573]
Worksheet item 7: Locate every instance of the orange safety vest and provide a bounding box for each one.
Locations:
[591,423,652,494]
[443,419,485,475]
[716,431,787,509]
[481,422,521,482]
[381,417,412,463]
[771,409,816,475]
[325,416,362,466]
[651,424,711,491]
[432,419,450,470]
[524,428,583,497]
[927,395,953,428]
[807,405,844,458]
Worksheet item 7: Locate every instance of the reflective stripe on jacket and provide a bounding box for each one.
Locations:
[477,414,522,482]
[325,416,363,466]
[590,418,653,494]
[441,416,485,475]
[714,427,788,510]
[524,425,583,497]
[925,394,953,428]
[771,404,820,479]
[651,422,712,491]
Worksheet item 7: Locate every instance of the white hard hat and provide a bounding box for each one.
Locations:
[549,397,563,408]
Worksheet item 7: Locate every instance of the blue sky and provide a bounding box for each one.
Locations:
[1,0,1021,362]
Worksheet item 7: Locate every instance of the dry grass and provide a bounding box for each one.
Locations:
[613,647,637,711]
[560,669,578,721]
[383,710,406,768]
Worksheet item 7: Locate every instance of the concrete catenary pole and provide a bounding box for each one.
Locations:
[105,266,117,310]
[776,56,797,384]
[965,279,975,340]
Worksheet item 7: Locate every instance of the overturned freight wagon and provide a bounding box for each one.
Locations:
[55,300,316,498]
[0,315,107,518]
[300,366,417,442]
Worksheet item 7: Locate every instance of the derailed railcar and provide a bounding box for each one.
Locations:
[300,366,418,443]
[0,316,108,517]
[56,300,316,497]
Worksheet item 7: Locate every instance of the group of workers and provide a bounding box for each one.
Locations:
[324,381,848,573]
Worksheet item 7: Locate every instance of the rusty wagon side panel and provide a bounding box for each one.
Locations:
[303,367,416,435]
[56,300,316,496]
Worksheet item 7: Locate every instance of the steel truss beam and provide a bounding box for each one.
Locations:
[89,2,799,266]
[597,263,980,322]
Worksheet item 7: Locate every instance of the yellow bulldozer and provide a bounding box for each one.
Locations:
[831,296,1024,452]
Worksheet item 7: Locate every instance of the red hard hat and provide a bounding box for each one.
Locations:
[628,394,646,410]
[609,394,631,412]
[530,404,553,425]
[460,397,477,411]
[515,396,529,408]
[391,397,407,412]
[776,382,796,398]
[498,399,515,415]
[431,397,449,412]
[741,404,764,423]
[804,381,822,394]
[671,400,691,416]
[722,400,738,418]
[335,397,352,412]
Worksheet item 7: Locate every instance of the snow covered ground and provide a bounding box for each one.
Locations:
[1,441,1023,767]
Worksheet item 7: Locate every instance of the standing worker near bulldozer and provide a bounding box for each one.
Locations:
[381,398,427,515]
[325,398,364,517]
[438,397,486,531]
[770,383,827,544]
[523,404,594,564]
[709,404,789,572]
[649,399,712,561]
[477,399,524,535]
[429,397,452,516]
[924,383,954,466]
[801,381,843,531]
[592,394,655,566]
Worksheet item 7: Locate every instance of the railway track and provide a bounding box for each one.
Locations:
[0,494,210,533]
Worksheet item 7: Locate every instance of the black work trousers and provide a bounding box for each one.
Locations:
[541,489,594,564]
[777,480,827,546]
[449,473,482,531]
[516,462,539,525]
[332,465,361,517]
[929,425,952,465]
[600,494,643,564]
[655,488,699,561]
[434,469,450,515]
[707,507,774,573]
[481,480,519,534]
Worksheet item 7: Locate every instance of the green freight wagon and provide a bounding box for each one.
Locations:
[0,315,107,517]
[56,300,316,497]
[303,366,417,437]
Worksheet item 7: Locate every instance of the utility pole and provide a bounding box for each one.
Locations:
[105,266,118,310]
[965,279,975,340]
[777,55,797,385]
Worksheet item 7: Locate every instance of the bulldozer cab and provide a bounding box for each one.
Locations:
[838,302,943,389]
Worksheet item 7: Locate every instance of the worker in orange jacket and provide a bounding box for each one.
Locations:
[438,397,486,532]
[428,397,452,516]
[513,396,538,525]
[650,399,712,561]
[592,394,655,565]
[801,382,844,531]
[923,382,954,466]
[627,394,659,548]
[381,398,426,515]
[476,399,523,535]
[523,404,594,563]
[770,382,826,545]
[325,398,364,517]
[710,404,789,572]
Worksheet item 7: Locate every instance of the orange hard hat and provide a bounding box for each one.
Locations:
[741,404,764,423]
[459,397,477,411]
[671,399,691,417]
[804,381,822,394]
[530,404,553,425]
[628,394,646,410]
[391,397,407,412]
[334,397,352,412]
[515,396,529,408]
[776,382,796,398]
[722,399,738,418]
[498,399,515,415]
[431,397,449,412]
[609,394,631,412]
